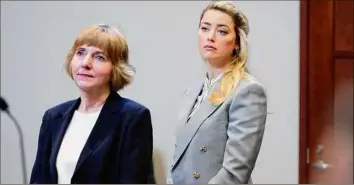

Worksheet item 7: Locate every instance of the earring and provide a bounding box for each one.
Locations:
[235,45,240,55]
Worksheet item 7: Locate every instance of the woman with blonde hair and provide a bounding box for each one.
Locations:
[168,1,267,184]
[30,24,154,184]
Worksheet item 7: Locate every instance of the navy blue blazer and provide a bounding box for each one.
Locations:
[30,91,155,184]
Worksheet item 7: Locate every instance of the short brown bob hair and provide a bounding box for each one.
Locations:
[65,24,135,92]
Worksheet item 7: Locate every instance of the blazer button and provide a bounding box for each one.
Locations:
[193,172,200,179]
[200,146,207,152]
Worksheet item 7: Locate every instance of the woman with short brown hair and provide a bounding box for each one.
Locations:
[30,24,154,184]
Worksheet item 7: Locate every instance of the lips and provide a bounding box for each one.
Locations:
[77,73,94,78]
[204,45,217,50]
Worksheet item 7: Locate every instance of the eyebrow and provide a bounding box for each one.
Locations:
[77,47,105,55]
[201,22,230,29]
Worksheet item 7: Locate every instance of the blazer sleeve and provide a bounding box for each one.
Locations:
[208,83,267,184]
[30,110,53,184]
[119,107,154,183]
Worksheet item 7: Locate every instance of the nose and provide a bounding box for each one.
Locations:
[81,55,93,68]
[207,31,216,42]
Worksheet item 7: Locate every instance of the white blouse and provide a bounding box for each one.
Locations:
[56,107,102,184]
[187,72,224,121]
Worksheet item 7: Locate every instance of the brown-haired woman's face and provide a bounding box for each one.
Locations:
[198,9,237,68]
[71,45,112,91]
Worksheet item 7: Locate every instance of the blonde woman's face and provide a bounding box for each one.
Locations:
[198,9,237,68]
[71,45,112,92]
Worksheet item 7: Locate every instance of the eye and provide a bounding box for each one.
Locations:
[200,26,209,31]
[76,50,86,56]
[217,30,228,35]
[95,55,106,61]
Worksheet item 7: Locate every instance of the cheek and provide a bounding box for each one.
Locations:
[70,59,80,73]
[198,32,206,46]
[96,64,113,80]
[223,39,236,49]
[219,39,236,54]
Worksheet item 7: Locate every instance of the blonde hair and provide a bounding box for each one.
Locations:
[200,1,250,104]
[65,24,135,92]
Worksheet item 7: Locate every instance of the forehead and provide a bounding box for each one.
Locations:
[201,9,234,27]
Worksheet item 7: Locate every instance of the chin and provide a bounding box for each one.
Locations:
[202,55,229,68]
[78,86,95,92]
[75,82,95,91]
[202,52,218,60]
[203,57,222,66]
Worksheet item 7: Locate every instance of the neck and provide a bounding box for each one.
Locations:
[78,87,110,113]
[206,61,229,79]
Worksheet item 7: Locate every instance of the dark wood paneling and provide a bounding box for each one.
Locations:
[300,0,353,183]
[308,0,334,183]
[334,0,354,52]
[333,58,353,184]
[334,51,354,58]
[334,58,353,126]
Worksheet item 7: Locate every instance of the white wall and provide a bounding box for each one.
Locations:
[1,1,299,183]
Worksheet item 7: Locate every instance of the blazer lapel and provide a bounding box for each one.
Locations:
[50,98,80,182]
[181,83,204,124]
[173,80,226,168]
[73,92,121,173]
[49,92,122,182]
